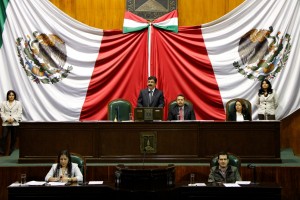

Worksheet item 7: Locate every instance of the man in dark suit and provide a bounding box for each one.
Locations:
[167,94,196,120]
[137,76,165,108]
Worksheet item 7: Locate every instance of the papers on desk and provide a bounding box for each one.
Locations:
[223,183,241,187]
[25,181,46,186]
[9,181,46,187]
[188,183,206,186]
[236,181,251,185]
[88,181,103,185]
[46,182,67,186]
[9,182,22,187]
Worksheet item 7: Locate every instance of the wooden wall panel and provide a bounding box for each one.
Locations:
[1,165,300,200]
[49,0,244,29]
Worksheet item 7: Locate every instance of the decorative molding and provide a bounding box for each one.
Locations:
[140,131,157,153]
[126,0,177,21]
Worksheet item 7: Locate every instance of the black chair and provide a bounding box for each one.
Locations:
[70,152,86,182]
[210,152,241,171]
[226,98,252,121]
[107,98,132,121]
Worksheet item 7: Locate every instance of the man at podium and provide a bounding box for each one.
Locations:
[137,76,165,108]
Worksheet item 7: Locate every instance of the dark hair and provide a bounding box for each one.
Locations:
[177,94,185,99]
[54,150,72,178]
[217,151,229,159]
[233,99,246,113]
[258,79,273,96]
[148,76,157,83]
[6,90,17,100]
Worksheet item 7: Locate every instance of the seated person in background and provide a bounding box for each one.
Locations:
[227,99,251,121]
[208,151,242,183]
[45,149,83,182]
[167,94,196,120]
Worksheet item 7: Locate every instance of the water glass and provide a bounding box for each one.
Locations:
[21,174,26,185]
[129,113,133,121]
[190,173,195,184]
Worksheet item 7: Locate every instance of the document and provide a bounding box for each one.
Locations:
[46,182,66,186]
[236,181,251,185]
[223,183,241,187]
[88,181,103,185]
[188,183,206,186]
[25,181,46,186]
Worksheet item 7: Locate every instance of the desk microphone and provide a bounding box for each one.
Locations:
[247,163,257,184]
[142,148,147,169]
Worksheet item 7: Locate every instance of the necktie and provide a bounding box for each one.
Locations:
[149,90,153,103]
[179,107,184,120]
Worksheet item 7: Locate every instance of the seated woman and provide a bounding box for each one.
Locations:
[227,99,251,121]
[45,149,83,182]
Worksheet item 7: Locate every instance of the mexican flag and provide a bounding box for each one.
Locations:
[1,0,299,121]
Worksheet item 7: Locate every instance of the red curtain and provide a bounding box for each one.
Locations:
[81,26,226,120]
[151,26,225,120]
[80,29,148,120]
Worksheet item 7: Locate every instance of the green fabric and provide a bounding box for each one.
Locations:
[0,0,9,47]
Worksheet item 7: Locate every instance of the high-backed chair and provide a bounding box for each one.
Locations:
[168,99,193,111]
[226,98,252,121]
[70,152,86,182]
[107,98,132,121]
[210,152,241,171]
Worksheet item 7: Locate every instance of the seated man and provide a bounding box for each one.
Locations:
[167,94,196,120]
[208,151,242,183]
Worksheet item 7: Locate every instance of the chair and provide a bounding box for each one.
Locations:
[226,98,252,121]
[107,98,132,121]
[210,152,241,171]
[168,99,193,111]
[70,152,86,182]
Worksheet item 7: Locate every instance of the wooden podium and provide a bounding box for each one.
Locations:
[134,107,163,121]
[115,164,175,191]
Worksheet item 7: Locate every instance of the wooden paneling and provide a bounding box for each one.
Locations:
[281,109,300,155]
[18,121,281,164]
[1,165,300,200]
[49,0,244,29]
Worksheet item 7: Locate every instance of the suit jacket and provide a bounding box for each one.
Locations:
[45,163,83,182]
[137,88,165,107]
[208,165,242,183]
[167,103,196,120]
[228,111,251,121]
[0,100,22,126]
[255,90,278,115]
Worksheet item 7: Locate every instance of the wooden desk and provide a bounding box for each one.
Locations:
[8,182,281,200]
[176,182,281,200]
[18,121,281,163]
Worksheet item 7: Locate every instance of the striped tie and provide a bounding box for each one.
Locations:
[179,107,184,120]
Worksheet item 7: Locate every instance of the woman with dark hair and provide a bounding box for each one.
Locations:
[45,150,83,182]
[256,79,278,120]
[228,99,251,121]
[0,90,22,155]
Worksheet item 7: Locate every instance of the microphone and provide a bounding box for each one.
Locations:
[114,106,120,121]
[142,148,147,169]
[247,163,257,184]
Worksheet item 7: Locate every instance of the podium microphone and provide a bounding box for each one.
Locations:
[247,163,257,184]
[142,148,147,169]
